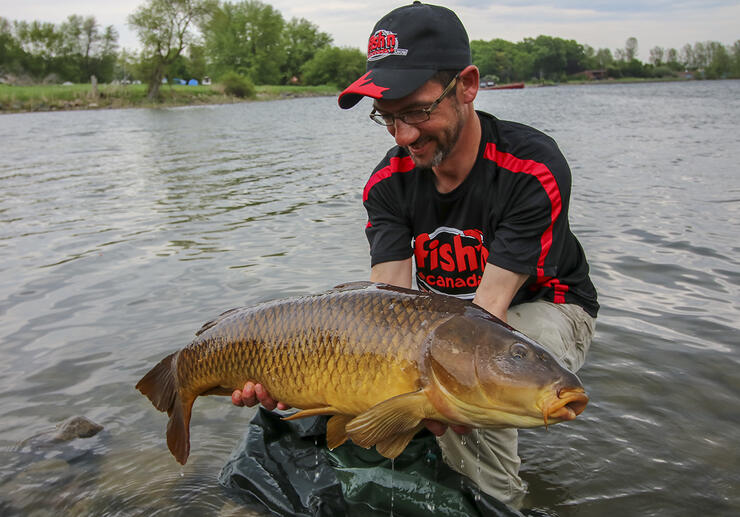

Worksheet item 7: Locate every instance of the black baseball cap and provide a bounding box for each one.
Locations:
[338,2,471,109]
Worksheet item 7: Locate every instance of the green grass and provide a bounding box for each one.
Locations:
[0,82,339,113]
[256,84,338,97]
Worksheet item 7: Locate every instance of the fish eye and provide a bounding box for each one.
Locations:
[510,343,528,359]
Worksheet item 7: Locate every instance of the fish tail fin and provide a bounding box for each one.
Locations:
[136,352,179,413]
[167,393,194,465]
[135,352,193,465]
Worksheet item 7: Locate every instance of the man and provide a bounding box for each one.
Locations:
[233,1,598,507]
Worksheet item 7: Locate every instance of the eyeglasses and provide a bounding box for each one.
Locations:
[369,73,460,126]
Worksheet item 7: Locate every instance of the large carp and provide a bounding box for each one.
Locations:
[136,282,588,465]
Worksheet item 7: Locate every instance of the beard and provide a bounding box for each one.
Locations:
[407,100,465,169]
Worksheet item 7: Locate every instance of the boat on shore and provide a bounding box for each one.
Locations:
[479,82,525,90]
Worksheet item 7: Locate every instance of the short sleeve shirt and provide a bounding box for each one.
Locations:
[363,111,599,317]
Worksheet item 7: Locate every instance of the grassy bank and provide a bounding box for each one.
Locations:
[0,83,339,113]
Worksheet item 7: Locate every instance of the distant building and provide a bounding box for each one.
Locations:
[584,69,608,80]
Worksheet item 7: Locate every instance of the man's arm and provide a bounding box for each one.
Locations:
[472,263,529,322]
[369,258,413,288]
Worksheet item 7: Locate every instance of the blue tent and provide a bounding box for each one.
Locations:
[188,79,199,86]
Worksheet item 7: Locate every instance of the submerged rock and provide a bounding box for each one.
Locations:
[15,416,103,450]
[51,416,104,442]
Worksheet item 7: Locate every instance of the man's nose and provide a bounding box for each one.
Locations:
[389,119,421,147]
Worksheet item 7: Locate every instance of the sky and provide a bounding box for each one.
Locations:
[2,0,738,62]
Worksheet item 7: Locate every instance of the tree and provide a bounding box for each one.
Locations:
[649,46,664,66]
[666,48,681,70]
[732,40,740,76]
[625,37,638,61]
[57,15,118,82]
[522,35,569,81]
[0,17,25,76]
[282,17,332,83]
[202,0,286,84]
[705,41,731,78]
[128,0,213,99]
[300,46,364,87]
[471,39,519,82]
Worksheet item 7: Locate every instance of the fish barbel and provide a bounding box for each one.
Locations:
[136,282,588,465]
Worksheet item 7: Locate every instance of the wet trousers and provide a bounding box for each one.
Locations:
[436,300,596,508]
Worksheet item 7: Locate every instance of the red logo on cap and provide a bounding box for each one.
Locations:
[367,30,408,61]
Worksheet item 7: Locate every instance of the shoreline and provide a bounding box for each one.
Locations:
[2,77,735,115]
[0,83,339,115]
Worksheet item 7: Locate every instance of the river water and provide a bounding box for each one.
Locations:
[1,80,738,516]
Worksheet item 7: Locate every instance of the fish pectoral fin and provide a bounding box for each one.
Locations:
[326,415,353,450]
[345,390,429,450]
[282,407,340,421]
[375,423,425,459]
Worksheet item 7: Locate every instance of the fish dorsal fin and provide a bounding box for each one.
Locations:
[282,407,340,420]
[326,415,353,450]
[195,307,242,336]
[375,424,425,459]
[332,281,374,291]
[345,390,430,450]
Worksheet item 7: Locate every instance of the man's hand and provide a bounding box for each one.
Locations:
[423,419,471,436]
[231,381,290,411]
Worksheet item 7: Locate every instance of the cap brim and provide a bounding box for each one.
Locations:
[338,68,437,109]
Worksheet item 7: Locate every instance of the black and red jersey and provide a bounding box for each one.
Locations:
[363,111,599,317]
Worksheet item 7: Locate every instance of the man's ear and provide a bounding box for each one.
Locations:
[459,65,480,103]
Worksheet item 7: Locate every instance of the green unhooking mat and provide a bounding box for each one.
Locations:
[218,408,524,517]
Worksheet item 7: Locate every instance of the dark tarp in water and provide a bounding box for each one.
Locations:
[219,407,524,517]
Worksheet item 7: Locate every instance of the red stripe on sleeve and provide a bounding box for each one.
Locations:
[363,155,416,202]
[483,143,562,278]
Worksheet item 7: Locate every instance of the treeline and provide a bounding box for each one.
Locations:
[473,35,740,83]
[2,0,739,97]
[0,15,118,84]
[0,0,367,99]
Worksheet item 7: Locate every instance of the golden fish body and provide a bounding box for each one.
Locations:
[136,282,588,464]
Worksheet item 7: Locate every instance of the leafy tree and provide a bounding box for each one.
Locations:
[649,46,664,66]
[732,40,740,76]
[0,17,25,76]
[666,48,681,71]
[1,15,117,83]
[594,48,614,68]
[188,43,208,81]
[522,35,569,81]
[471,39,520,82]
[202,0,286,84]
[705,41,731,78]
[282,17,332,83]
[128,0,213,99]
[300,46,364,87]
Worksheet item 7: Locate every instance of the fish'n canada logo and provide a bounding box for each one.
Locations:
[413,227,488,299]
[367,30,408,61]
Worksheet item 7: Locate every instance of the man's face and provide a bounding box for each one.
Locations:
[373,79,465,169]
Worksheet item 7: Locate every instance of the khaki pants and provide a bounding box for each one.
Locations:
[436,300,595,507]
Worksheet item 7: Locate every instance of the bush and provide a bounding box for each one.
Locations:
[220,71,256,99]
[652,66,675,78]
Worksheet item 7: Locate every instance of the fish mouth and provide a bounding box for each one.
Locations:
[542,387,589,427]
